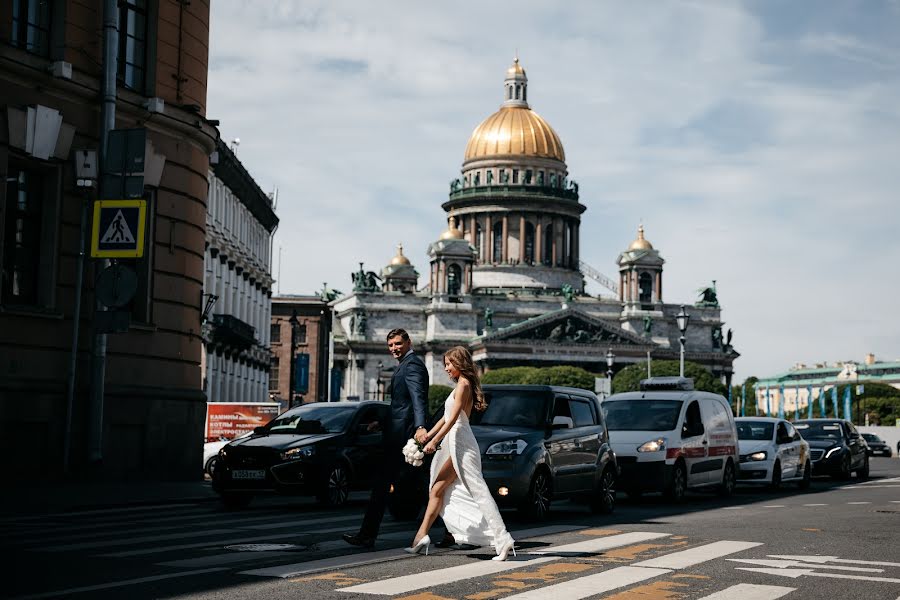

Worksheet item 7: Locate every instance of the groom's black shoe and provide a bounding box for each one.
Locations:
[342,533,375,549]
[435,533,456,549]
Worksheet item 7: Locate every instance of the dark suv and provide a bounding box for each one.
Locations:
[793,419,869,480]
[468,385,618,520]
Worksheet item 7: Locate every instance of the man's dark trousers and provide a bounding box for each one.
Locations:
[359,439,406,539]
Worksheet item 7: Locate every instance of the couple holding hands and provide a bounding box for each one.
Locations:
[342,328,516,561]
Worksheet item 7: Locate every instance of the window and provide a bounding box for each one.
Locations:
[512,169,518,184]
[269,357,280,390]
[492,221,503,262]
[552,396,571,419]
[118,0,148,93]
[569,398,595,427]
[11,0,51,56]
[524,222,535,264]
[683,400,702,437]
[270,322,281,343]
[447,264,461,296]
[542,224,553,265]
[296,323,307,344]
[525,169,532,184]
[639,272,653,305]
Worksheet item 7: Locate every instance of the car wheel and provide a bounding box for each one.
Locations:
[317,464,351,507]
[590,468,616,515]
[834,454,852,480]
[204,456,218,478]
[664,460,687,503]
[519,470,552,521]
[856,456,870,480]
[769,461,782,491]
[719,460,736,498]
[221,493,252,510]
[798,460,811,490]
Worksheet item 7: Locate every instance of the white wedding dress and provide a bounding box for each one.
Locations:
[430,390,514,553]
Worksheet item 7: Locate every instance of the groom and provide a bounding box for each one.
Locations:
[343,328,430,548]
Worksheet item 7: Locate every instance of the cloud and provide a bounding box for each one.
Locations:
[207,1,900,380]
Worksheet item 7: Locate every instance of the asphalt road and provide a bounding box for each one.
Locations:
[4,459,899,600]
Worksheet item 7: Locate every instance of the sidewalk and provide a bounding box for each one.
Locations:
[4,478,219,517]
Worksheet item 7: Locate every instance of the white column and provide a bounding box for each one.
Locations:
[206,351,215,402]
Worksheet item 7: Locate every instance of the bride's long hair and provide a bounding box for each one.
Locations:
[444,346,487,412]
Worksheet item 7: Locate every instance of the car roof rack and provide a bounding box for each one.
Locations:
[639,377,695,391]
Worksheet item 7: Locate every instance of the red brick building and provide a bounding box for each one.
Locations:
[270,296,332,409]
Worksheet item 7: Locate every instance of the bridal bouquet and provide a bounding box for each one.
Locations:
[402,438,426,467]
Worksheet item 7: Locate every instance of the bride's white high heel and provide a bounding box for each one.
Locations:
[492,539,516,561]
[404,534,431,556]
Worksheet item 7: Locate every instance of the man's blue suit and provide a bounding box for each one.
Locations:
[359,350,428,539]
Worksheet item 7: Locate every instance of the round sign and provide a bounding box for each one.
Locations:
[95,264,138,308]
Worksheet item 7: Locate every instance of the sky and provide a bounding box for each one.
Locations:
[206,1,900,382]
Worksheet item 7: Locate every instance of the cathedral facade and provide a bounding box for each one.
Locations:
[331,60,737,396]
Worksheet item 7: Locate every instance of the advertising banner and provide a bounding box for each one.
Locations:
[205,402,281,442]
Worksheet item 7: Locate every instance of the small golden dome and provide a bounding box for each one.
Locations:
[507,57,526,78]
[390,243,411,266]
[440,216,465,240]
[464,107,565,163]
[628,224,654,251]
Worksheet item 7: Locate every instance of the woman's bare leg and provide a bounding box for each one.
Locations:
[414,458,457,543]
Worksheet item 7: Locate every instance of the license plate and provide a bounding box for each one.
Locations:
[232,469,266,480]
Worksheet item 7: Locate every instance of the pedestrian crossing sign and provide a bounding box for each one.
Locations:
[90,199,147,258]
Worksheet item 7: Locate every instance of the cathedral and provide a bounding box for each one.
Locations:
[331,59,737,396]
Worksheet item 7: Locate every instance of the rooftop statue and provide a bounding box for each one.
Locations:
[484,307,494,329]
[561,284,575,303]
[696,280,719,308]
[319,282,342,302]
[352,262,382,293]
[643,315,653,336]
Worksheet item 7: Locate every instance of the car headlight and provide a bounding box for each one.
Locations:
[486,439,528,455]
[637,438,667,453]
[218,447,227,458]
[281,446,315,460]
[825,447,841,458]
[748,451,767,461]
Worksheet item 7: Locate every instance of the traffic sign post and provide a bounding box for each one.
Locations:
[90,199,147,258]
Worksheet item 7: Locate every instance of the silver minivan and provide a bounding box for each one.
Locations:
[602,377,739,502]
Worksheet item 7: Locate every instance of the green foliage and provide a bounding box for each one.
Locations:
[731,376,759,416]
[847,383,900,425]
[427,385,453,417]
[611,360,727,396]
[481,365,597,391]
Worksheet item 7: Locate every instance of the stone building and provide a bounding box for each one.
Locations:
[331,59,738,397]
[201,139,278,405]
[0,1,216,479]
[269,295,333,408]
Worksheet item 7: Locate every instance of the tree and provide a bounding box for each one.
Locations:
[427,385,453,418]
[847,383,900,425]
[611,360,726,395]
[481,366,598,391]
[732,376,759,416]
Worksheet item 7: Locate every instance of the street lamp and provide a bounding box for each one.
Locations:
[676,305,690,378]
[288,309,299,407]
[606,348,615,380]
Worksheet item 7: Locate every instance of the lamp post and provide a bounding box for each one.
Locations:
[288,309,299,407]
[377,360,384,401]
[676,305,690,378]
[606,348,615,380]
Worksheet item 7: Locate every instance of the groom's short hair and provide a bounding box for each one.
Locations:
[386,328,410,342]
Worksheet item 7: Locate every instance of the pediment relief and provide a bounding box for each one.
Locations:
[483,309,648,346]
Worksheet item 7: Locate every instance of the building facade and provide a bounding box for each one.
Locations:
[201,139,278,405]
[269,295,333,409]
[331,60,738,398]
[0,1,216,479]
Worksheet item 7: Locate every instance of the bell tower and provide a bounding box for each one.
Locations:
[617,224,665,311]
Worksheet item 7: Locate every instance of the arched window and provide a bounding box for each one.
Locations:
[447,264,462,296]
[524,222,535,264]
[515,85,520,100]
[543,225,553,265]
[474,171,480,185]
[639,272,653,305]
[492,221,503,263]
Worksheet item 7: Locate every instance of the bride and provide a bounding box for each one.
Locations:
[404,346,515,560]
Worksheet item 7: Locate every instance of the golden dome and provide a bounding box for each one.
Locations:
[390,243,411,266]
[440,216,465,240]
[464,106,565,163]
[507,57,526,77]
[628,224,654,251]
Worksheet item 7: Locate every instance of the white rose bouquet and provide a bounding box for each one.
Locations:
[402,438,427,467]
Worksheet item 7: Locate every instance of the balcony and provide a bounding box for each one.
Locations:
[446,184,579,203]
[211,313,256,350]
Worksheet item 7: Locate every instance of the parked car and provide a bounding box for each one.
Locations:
[735,417,811,489]
[467,385,618,520]
[212,401,393,509]
[793,419,869,480]
[603,377,739,502]
[203,432,252,477]
[861,433,892,457]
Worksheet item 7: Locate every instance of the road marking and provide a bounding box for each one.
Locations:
[497,566,672,600]
[722,507,744,510]
[531,531,671,555]
[847,502,871,505]
[762,505,785,508]
[633,541,763,569]
[840,485,900,489]
[803,503,827,506]
[695,583,796,600]
[7,567,227,599]
[41,528,237,552]
[728,558,883,573]
[770,555,900,568]
[0,503,202,524]
[737,567,900,583]
[891,501,900,504]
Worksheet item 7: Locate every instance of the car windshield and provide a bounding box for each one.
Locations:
[794,421,844,441]
[737,421,775,441]
[471,390,550,428]
[862,433,881,443]
[266,405,357,434]
[602,399,683,431]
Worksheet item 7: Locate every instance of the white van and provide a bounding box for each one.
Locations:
[602,377,739,502]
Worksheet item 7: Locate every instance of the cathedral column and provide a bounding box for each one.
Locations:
[501,215,509,263]
[631,268,639,302]
[470,213,478,248]
[486,214,493,263]
[518,214,526,263]
[535,218,542,266]
[656,271,662,302]
[551,218,557,267]
[619,273,625,302]
[573,221,579,266]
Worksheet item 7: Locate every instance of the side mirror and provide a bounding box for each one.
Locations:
[253,426,267,435]
[552,416,574,429]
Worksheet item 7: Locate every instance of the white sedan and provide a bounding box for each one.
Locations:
[735,417,811,489]
[203,432,252,476]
